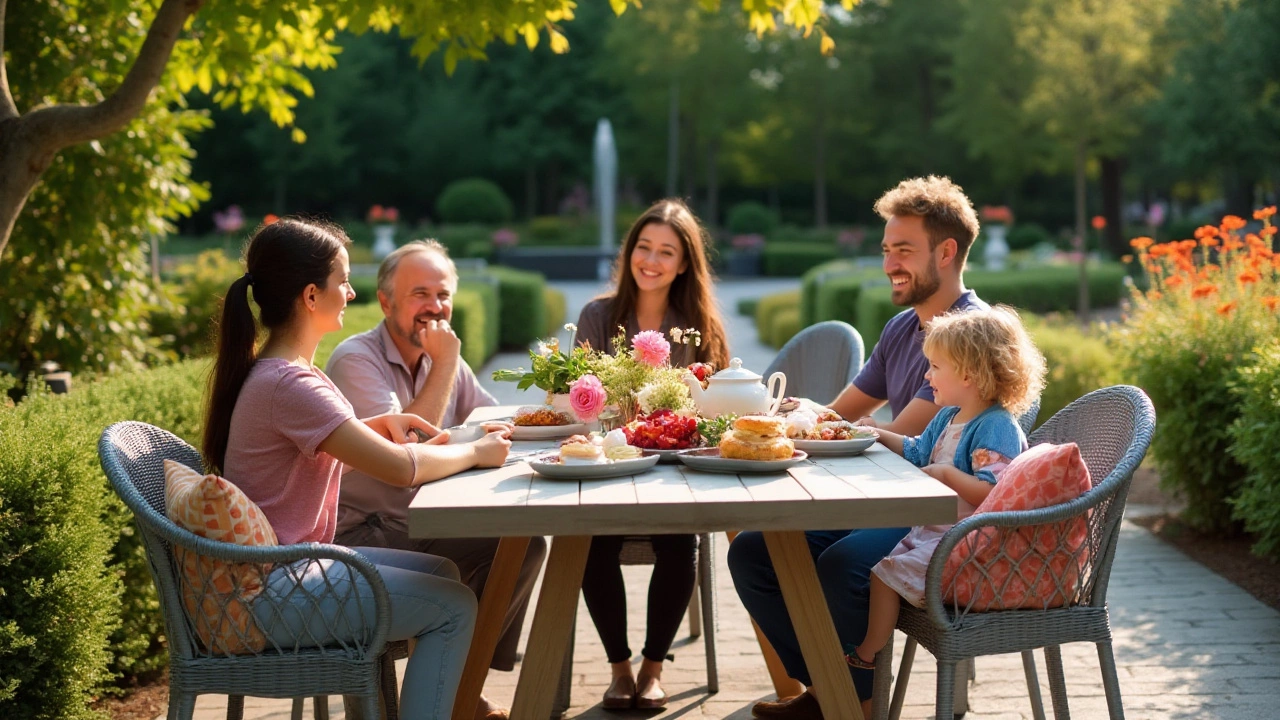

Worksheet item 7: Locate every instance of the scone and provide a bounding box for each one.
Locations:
[720,415,794,461]
[559,435,604,465]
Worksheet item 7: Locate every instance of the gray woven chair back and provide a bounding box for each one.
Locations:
[764,321,864,404]
[1017,396,1041,435]
[937,385,1154,619]
[99,421,389,666]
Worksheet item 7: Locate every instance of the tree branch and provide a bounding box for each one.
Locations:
[20,0,203,150]
[0,0,19,122]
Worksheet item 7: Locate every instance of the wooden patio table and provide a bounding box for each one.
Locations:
[409,406,955,720]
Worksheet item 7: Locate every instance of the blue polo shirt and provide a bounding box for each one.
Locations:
[850,290,988,418]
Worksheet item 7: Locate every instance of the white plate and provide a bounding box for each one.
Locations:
[792,436,877,456]
[642,447,704,463]
[510,423,588,441]
[677,448,809,473]
[528,452,660,480]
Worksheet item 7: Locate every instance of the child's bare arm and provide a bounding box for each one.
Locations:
[921,464,996,507]
[876,429,906,456]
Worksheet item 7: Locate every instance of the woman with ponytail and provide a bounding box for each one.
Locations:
[204,217,513,720]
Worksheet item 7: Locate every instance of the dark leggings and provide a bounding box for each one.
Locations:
[580,534,698,664]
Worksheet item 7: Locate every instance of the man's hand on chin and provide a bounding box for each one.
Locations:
[418,318,462,365]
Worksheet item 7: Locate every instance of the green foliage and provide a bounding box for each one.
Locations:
[1229,339,1280,558]
[1022,315,1119,428]
[348,275,381,305]
[0,360,210,716]
[966,264,1128,313]
[761,243,840,277]
[436,179,515,225]
[489,266,548,347]
[454,281,500,369]
[800,259,858,325]
[543,287,567,336]
[855,286,902,349]
[727,202,779,236]
[769,306,803,349]
[433,225,494,258]
[1007,223,1053,251]
[315,304,386,369]
[737,297,760,317]
[753,290,801,341]
[813,275,868,329]
[148,250,245,359]
[493,341,593,395]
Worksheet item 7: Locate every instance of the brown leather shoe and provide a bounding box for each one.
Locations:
[634,673,668,709]
[602,674,636,710]
[751,690,824,719]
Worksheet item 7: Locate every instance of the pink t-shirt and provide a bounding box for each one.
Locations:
[223,359,355,545]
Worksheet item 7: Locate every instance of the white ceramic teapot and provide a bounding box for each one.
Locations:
[682,358,787,417]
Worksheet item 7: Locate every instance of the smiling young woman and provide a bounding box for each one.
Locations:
[572,197,729,709]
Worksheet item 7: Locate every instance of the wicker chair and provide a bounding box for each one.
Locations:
[870,385,1155,720]
[764,321,865,403]
[99,421,397,720]
[553,533,718,717]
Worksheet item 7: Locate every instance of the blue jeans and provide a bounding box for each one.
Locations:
[254,546,477,718]
[727,528,909,701]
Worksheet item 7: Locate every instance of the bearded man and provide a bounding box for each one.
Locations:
[730,176,989,719]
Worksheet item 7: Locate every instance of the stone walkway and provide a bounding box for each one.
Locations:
[181,279,1279,720]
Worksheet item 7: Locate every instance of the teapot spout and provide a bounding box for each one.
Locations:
[682,371,705,406]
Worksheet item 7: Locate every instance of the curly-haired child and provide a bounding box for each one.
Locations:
[844,306,1047,669]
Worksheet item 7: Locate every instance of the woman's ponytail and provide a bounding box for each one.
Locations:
[203,274,258,473]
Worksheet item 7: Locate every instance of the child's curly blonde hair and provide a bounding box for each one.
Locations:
[921,306,1046,419]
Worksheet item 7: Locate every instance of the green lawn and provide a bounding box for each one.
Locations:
[315,304,385,368]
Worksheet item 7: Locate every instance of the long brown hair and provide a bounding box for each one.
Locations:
[606,198,729,369]
[203,218,351,472]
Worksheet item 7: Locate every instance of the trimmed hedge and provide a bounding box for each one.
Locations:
[800,259,857,326]
[965,264,1127,313]
[543,287,567,337]
[754,290,801,343]
[1022,315,1119,429]
[0,361,210,717]
[1229,339,1280,558]
[813,274,870,330]
[737,297,759,318]
[770,307,802,349]
[489,266,548,348]
[762,243,840,277]
[436,179,513,224]
[454,280,500,370]
[727,201,778,236]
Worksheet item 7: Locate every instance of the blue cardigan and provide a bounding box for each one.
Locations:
[900,405,1027,484]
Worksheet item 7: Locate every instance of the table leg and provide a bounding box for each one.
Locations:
[510,535,592,720]
[762,530,864,720]
[726,530,806,701]
[450,536,532,720]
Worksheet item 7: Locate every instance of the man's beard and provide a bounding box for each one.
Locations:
[892,260,942,307]
[390,310,447,349]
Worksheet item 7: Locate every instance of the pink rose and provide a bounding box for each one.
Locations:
[569,374,607,422]
[631,330,670,367]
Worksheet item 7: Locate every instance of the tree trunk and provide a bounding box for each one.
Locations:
[814,116,828,229]
[705,138,719,229]
[1075,140,1090,322]
[525,164,537,219]
[682,115,697,203]
[1100,156,1124,257]
[0,0,203,261]
[666,80,679,198]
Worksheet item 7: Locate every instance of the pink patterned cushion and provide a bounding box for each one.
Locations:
[164,460,277,654]
[942,443,1092,611]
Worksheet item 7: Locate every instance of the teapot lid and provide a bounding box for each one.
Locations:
[711,357,762,381]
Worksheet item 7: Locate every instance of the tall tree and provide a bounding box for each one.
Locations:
[1017,0,1172,318]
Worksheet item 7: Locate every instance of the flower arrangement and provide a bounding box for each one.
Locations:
[1112,207,1279,533]
[492,228,519,248]
[491,324,594,396]
[368,205,400,224]
[980,205,1014,225]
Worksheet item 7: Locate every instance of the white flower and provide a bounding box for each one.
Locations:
[564,323,578,333]
[670,327,684,343]
[536,341,551,357]
[635,384,659,415]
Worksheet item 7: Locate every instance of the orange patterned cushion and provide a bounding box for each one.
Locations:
[164,460,277,654]
[942,443,1092,612]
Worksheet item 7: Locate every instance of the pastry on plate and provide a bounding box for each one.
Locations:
[601,428,642,461]
[559,435,604,464]
[720,415,795,461]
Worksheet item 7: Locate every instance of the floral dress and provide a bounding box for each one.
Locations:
[872,422,1015,607]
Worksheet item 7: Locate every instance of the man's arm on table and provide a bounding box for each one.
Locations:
[830,383,939,437]
[828,383,886,423]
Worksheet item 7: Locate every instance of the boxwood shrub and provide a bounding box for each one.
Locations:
[754,290,801,342]
[762,243,839,277]
[966,264,1127,312]
[1229,339,1280,558]
[489,266,548,348]
[769,306,802,349]
[727,201,778,236]
[800,259,857,326]
[436,179,513,224]
[454,281,500,370]
[543,287,567,337]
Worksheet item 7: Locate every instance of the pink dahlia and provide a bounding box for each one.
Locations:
[631,330,670,367]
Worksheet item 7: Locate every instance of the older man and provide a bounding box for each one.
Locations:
[731,176,989,719]
[326,240,546,720]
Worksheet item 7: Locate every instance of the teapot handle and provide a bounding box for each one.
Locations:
[765,372,787,415]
